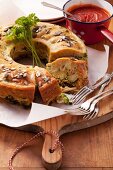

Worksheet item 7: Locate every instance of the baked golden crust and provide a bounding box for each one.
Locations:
[0,82,35,105]
[35,66,61,104]
[46,58,88,92]
[0,28,35,105]
[0,62,35,105]
[33,22,87,62]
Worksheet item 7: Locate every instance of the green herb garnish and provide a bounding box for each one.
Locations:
[6,13,43,67]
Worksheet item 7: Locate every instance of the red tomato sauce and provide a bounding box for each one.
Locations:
[67,4,110,23]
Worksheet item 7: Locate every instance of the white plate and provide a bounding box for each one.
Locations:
[13,0,68,21]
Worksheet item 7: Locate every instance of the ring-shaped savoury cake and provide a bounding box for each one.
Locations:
[0,22,87,105]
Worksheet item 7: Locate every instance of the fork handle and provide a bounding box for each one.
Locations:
[87,77,113,104]
[80,87,113,111]
[92,78,111,109]
[98,82,109,94]
[96,90,113,103]
[89,90,113,112]
[92,72,113,89]
[86,87,113,104]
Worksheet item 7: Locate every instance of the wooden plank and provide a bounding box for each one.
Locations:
[61,119,113,168]
[0,126,43,168]
[0,168,109,170]
[0,119,113,168]
[0,168,103,170]
[103,169,113,170]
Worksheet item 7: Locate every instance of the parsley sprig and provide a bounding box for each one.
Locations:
[6,13,43,67]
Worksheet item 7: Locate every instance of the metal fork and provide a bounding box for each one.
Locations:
[79,87,113,116]
[71,72,113,105]
[83,76,111,120]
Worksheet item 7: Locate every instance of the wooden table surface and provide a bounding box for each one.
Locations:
[1,119,113,170]
[1,0,113,170]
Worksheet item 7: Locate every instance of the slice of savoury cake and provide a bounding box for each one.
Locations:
[0,63,35,105]
[35,66,61,104]
[46,57,88,93]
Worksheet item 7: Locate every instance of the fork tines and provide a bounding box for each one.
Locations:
[72,72,113,105]
[78,87,113,120]
[71,86,93,105]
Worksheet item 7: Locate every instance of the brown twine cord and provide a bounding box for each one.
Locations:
[8,130,64,170]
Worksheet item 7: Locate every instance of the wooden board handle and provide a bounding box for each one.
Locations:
[42,133,62,170]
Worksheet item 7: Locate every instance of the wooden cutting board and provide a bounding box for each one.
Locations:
[22,18,113,170]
